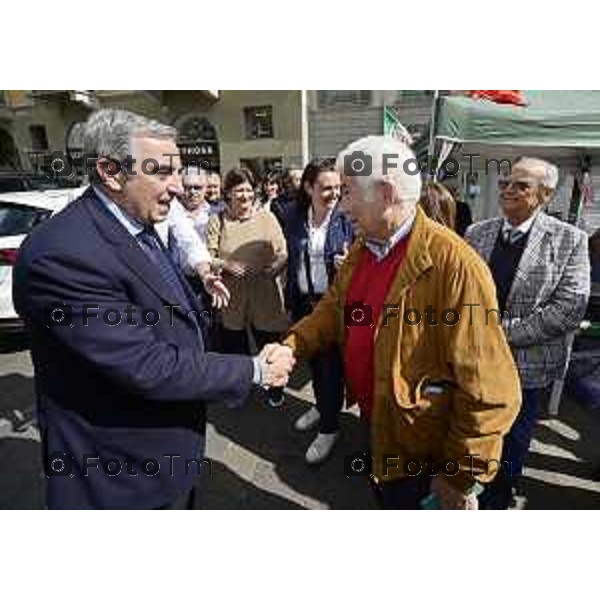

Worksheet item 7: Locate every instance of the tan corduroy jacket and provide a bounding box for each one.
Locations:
[284,207,521,491]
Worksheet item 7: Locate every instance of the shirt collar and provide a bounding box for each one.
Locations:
[94,185,146,237]
[308,203,335,230]
[365,208,416,261]
[502,210,540,236]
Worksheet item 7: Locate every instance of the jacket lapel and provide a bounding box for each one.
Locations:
[84,189,199,316]
[506,212,551,305]
[479,219,503,262]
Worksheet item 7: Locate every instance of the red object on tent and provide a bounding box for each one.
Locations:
[466,90,527,106]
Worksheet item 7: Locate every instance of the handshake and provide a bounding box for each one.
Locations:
[256,343,296,388]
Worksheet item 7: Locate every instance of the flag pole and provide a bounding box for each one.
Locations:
[427,90,440,181]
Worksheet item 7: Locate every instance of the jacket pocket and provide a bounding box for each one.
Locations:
[393,372,453,415]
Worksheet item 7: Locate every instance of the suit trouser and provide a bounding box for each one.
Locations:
[375,475,434,509]
[479,387,547,510]
[353,420,433,509]
[157,485,201,510]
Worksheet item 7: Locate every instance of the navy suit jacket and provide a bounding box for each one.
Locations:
[13,187,254,509]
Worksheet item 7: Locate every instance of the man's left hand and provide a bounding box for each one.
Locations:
[431,477,478,510]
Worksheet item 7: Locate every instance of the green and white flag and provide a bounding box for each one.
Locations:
[383,107,412,145]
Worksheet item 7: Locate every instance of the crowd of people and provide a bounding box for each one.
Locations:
[13,107,595,510]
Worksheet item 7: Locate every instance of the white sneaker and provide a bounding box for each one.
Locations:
[294,406,320,432]
[305,432,339,465]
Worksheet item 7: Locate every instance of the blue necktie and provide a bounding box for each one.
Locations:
[503,228,525,245]
[136,227,194,313]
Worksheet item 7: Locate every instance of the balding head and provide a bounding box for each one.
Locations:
[499,156,559,225]
[513,157,559,190]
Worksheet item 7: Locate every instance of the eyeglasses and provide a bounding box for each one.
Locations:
[184,186,205,195]
[498,179,536,193]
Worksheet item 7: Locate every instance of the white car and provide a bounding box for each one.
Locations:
[0,187,84,333]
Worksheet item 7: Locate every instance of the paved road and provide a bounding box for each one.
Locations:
[1,337,599,509]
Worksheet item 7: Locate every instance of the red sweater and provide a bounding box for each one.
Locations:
[343,238,409,419]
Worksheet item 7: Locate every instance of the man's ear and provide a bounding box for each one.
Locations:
[538,185,553,208]
[380,179,396,205]
[96,158,126,193]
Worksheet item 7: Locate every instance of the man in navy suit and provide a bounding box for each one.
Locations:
[13,109,295,509]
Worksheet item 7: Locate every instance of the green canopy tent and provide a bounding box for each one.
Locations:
[428,90,600,149]
[415,91,600,227]
[417,91,600,415]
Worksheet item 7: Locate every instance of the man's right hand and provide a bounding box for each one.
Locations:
[257,344,295,388]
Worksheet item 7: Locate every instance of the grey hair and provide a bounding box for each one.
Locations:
[83,108,177,184]
[336,135,422,204]
[515,157,559,190]
[182,164,209,180]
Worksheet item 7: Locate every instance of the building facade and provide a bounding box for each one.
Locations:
[0,90,306,181]
[307,90,436,158]
[1,90,438,181]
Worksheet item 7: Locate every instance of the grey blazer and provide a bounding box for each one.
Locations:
[465,212,590,389]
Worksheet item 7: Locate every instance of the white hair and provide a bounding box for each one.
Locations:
[336,135,422,204]
[515,157,559,190]
[182,164,208,181]
[83,108,176,184]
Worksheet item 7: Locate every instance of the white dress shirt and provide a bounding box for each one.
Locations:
[161,198,211,273]
[298,205,333,295]
[501,211,539,241]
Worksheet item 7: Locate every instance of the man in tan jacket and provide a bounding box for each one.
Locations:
[270,135,521,509]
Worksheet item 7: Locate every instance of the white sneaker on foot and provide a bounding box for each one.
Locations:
[305,432,339,465]
[294,406,320,432]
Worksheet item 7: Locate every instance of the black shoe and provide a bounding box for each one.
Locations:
[267,389,284,408]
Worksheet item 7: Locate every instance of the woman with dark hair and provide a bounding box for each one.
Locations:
[283,158,354,464]
[206,168,289,406]
[270,168,303,227]
[260,172,282,211]
[418,181,458,231]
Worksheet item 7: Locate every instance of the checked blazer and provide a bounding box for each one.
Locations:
[465,211,590,389]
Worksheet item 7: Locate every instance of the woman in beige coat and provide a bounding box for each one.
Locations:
[207,168,289,405]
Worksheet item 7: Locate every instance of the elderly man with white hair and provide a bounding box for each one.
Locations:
[276,135,521,509]
[465,157,591,509]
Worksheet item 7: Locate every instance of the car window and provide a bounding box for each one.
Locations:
[0,179,28,193]
[0,203,52,236]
